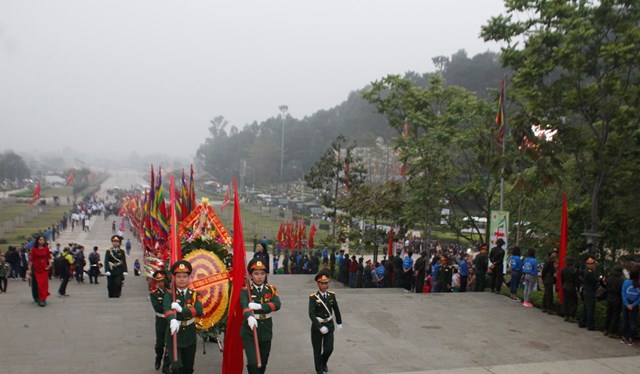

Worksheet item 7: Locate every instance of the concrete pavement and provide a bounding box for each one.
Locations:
[1,171,639,373]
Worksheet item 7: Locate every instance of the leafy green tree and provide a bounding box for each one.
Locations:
[482,0,640,255]
[304,135,366,237]
[364,75,497,242]
[344,180,404,262]
[0,151,30,181]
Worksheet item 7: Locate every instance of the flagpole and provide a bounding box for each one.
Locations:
[500,76,507,211]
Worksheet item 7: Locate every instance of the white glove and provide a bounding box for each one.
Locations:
[247,316,258,330]
[105,271,111,276]
[170,319,180,335]
[123,272,128,276]
[336,324,343,331]
[171,302,183,313]
[248,302,262,310]
[320,326,329,334]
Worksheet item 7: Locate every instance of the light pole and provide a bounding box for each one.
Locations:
[279,105,288,184]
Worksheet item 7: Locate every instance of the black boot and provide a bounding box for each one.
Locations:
[154,347,163,370]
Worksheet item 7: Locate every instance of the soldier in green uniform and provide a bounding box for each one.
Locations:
[436,255,453,292]
[163,260,203,374]
[241,258,282,374]
[309,270,342,374]
[104,235,128,298]
[474,245,489,292]
[149,270,170,373]
[579,256,598,331]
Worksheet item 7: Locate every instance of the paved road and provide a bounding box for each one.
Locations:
[1,170,639,374]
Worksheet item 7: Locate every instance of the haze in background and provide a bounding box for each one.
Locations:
[0,0,504,159]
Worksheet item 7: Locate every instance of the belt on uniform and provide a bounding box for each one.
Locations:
[256,313,271,320]
[181,318,195,326]
[155,313,165,318]
[316,316,332,323]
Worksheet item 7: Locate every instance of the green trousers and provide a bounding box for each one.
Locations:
[243,337,271,374]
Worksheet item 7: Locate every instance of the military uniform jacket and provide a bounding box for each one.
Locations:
[150,288,166,316]
[583,269,598,296]
[163,288,203,347]
[104,248,128,275]
[240,283,281,342]
[437,265,453,288]
[309,290,342,333]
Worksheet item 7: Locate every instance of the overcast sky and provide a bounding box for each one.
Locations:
[0,0,505,159]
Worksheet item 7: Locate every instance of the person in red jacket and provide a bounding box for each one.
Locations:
[348,255,358,288]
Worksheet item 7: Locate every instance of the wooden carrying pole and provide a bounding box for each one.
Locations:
[246,276,262,368]
[170,176,178,361]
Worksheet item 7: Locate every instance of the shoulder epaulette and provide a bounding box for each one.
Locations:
[328,291,335,294]
[310,293,317,297]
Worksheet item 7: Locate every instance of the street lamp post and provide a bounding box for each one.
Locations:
[279,105,288,184]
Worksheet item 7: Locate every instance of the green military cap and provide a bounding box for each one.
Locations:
[152,270,167,281]
[315,270,331,283]
[171,260,192,275]
[247,258,267,273]
[111,235,123,243]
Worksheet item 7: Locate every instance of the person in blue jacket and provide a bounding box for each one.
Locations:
[621,268,640,345]
[522,248,538,308]
[458,253,469,292]
[508,246,523,301]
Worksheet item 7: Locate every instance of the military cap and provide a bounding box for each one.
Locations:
[247,258,267,273]
[315,270,331,283]
[585,257,596,265]
[110,235,123,243]
[171,260,192,275]
[152,270,167,281]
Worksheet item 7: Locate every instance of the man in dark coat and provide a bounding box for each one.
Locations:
[579,257,599,331]
[541,249,558,314]
[603,265,625,337]
[561,257,580,323]
[489,238,506,293]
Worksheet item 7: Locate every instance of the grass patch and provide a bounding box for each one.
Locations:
[0,205,72,251]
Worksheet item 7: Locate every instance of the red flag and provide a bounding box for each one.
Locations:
[277,222,284,246]
[308,224,317,249]
[220,185,230,212]
[65,172,75,185]
[387,229,394,257]
[222,178,246,373]
[29,182,41,205]
[557,192,568,303]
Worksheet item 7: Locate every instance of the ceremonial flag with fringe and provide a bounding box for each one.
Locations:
[188,165,196,212]
[222,178,246,373]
